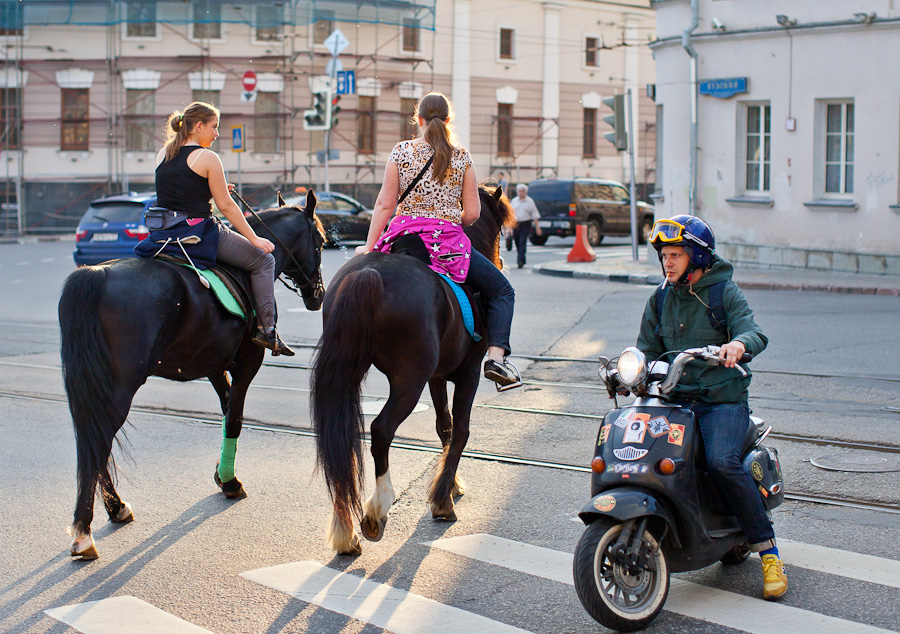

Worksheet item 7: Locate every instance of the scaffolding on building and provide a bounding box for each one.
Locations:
[0,0,436,235]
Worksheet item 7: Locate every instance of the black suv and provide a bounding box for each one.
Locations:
[526,178,654,246]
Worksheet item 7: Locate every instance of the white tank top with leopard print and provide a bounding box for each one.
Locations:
[389,140,473,223]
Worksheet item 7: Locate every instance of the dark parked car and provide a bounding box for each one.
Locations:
[73,192,156,266]
[279,190,372,246]
[526,178,654,247]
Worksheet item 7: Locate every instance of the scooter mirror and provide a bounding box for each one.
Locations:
[598,356,610,368]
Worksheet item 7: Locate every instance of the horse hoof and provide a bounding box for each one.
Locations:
[111,502,134,523]
[339,534,363,556]
[432,509,457,522]
[70,535,98,561]
[215,469,248,499]
[361,516,387,542]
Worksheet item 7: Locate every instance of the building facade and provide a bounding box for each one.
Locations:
[651,0,900,274]
[0,0,655,235]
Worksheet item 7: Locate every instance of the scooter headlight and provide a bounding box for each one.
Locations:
[617,347,648,389]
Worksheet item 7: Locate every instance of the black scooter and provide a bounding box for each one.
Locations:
[573,346,784,632]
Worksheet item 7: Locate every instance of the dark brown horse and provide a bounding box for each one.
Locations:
[59,191,324,560]
[311,187,515,554]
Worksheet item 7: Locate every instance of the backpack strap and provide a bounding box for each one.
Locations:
[706,280,729,336]
[653,283,668,336]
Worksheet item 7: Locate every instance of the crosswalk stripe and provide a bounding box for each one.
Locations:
[241,560,533,634]
[45,596,215,634]
[425,534,896,634]
[780,539,900,589]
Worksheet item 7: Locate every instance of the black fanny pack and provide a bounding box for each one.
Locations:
[144,207,211,230]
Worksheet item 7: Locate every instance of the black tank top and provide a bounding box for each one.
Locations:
[155,146,214,217]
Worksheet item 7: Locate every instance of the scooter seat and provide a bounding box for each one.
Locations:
[742,417,761,453]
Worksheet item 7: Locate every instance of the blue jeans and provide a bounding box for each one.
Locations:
[465,248,514,355]
[685,401,776,551]
[513,220,532,266]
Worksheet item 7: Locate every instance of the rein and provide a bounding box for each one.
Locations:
[230,191,322,297]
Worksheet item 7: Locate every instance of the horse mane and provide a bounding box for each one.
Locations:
[253,205,326,240]
[467,186,516,268]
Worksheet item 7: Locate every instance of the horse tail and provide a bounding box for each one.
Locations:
[311,267,383,525]
[59,267,120,489]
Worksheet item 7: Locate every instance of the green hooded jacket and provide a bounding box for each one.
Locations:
[636,256,767,403]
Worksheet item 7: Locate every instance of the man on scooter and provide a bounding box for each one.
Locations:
[636,214,788,601]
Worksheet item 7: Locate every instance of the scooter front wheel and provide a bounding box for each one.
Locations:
[573,518,669,632]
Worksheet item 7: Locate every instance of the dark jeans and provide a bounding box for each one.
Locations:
[465,248,515,355]
[684,400,776,551]
[513,220,532,266]
[216,223,277,328]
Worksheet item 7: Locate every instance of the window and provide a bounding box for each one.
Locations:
[0,88,21,149]
[400,97,418,140]
[499,28,515,60]
[255,5,282,43]
[126,2,157,38]
[192,90,220,107]
[583,108,596,158]
[125,89,156,152]
[314,10,335,44]
[585,37,599,68]
[61,89,89,151]
[193,3,221,40]
[402,18,420,52]
[497,103,512,156]
[255,92,280,154]
[825,102,854,194]
[745,104,770,192]
[357,96,376,154]
[0,3,23,36]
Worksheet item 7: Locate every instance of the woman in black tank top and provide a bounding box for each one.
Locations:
[156,102,293,356]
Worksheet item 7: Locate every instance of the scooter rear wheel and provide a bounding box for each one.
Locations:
[573,518,669,632]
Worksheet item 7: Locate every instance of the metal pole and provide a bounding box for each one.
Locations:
[237,151,243,197]
[626,89,638,261]
[324,129,330,192]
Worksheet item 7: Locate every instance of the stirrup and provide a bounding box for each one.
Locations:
[484,359,522,392]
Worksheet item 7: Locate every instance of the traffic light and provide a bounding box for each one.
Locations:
[602,94,628,151]
[303,90,331,131]
[330,94,341,129]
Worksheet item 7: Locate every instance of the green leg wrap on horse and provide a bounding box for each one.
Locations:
[218,436,238,482]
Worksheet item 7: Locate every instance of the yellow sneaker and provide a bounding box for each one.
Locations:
[761,554,787,600]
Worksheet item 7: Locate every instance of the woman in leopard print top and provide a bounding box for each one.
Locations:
[354,92,520,389]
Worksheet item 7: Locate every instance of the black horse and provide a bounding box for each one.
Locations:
[59,191,324,560]
[311,187,515,554]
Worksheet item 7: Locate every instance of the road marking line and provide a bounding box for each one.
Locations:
[425,534,896,634]
[241,560,533,634]
[780,539,900,589]
[45,595,215,634]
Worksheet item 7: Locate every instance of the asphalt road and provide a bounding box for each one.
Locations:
[1,238,898,634]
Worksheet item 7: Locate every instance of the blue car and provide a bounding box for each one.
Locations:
[73,192,156,266]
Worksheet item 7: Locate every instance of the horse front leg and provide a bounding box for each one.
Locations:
[429,370,478,521]
[208,371,231,416]
[428,378,452,448]
[360,384,426,543]
[214,342,264,499]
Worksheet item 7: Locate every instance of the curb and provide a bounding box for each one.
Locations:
[532,265,900,296]
[0,234,73,245]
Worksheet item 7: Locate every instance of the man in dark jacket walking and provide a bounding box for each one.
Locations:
[636,214,787,601]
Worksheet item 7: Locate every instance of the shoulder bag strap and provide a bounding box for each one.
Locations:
[397,154,434,206]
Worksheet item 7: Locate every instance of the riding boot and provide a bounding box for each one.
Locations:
[251,326,295,357]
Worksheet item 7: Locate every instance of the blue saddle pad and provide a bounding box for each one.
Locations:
[437,274,481,342]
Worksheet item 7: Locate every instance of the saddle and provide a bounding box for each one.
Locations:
[389,234,483,342]
[152,253,256,326]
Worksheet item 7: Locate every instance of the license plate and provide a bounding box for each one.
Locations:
[92,233,119,242]
[538,221,554,228]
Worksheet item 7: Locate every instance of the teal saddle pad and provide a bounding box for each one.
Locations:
[437,273,481,342]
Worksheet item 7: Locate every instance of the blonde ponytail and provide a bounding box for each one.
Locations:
[415,92,458,185]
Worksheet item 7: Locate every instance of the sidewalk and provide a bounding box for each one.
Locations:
[532,253,900,296]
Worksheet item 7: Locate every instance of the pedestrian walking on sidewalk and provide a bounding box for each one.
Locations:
[510,183,542,268]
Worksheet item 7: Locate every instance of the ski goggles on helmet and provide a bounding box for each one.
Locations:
[649,219,710,248]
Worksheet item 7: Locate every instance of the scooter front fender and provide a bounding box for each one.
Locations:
[578,488,682,549]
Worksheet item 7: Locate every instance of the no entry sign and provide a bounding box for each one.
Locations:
[241,70,257,92]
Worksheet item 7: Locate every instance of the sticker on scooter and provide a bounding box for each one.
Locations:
[614,409,649,429]
[667,424,685,446]
[593,495,616,512]
[646,416,670,437]
[598,424,612,446]
[751,461,764,481]
[607,463,650,474]
[613,447,649,461]
[623,419,647,444]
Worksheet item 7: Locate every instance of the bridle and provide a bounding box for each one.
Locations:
[231,191,324,299]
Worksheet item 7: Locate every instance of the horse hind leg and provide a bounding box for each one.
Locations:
[429,373,478,521]
[428,378,452,448]
[99,467,134,523]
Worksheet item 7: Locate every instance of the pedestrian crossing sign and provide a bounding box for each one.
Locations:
[232,125,245,153]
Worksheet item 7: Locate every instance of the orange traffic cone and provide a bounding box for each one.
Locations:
[567,224,596,262]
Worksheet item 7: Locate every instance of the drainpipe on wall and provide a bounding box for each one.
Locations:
[682,0,699,212]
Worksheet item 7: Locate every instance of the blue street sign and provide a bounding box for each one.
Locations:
[336,70,356,95]
[231,125,245,152]
[699,77,748,99]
